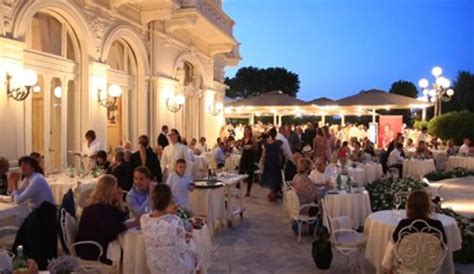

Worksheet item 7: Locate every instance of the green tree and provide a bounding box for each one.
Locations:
[387,80,419,124]
[388,80,418,98]
[225,66,300,98]
[444,71,474,112]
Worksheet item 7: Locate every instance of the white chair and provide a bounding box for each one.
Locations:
[393,219,447,274]
[321,199,365,271]
[59,209,116,274]
[284,189,319,243]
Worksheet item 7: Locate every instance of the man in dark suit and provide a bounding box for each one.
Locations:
[157,125,169,149]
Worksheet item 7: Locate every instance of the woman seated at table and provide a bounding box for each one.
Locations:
[141,184,198,274]
[383,190,447,273]
[292,158,322,214]
[337,141,351,160]
[95,150,111,171]
[414,141,433,160]
[350,141,363,162]
[446,139,458,156]
[76,175,138,264]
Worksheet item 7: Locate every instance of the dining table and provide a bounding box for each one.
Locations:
[364,210,462,274]
[323,189,372,229]
[402,159,436,178]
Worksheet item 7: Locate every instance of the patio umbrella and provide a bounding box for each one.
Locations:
[335,89,431,109]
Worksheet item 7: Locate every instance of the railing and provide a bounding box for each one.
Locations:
[180,0,234,36]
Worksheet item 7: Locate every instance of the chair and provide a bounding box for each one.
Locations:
[393,220,447,274]
[59,209,115,274]
[284,189,319,243]
[321,199,365,271]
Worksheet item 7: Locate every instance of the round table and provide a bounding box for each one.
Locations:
[347,167,366,186]
[47,174,98,205]
[447,156,474,170]
[189,187,226,235]
[364,210,462,274]
[324,190,372,229]
[402,159,436,178]
[0,200,30,227]
[108,224,212,274]
[363,163,384,184]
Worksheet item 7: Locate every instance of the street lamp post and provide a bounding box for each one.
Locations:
[418,66,454,117]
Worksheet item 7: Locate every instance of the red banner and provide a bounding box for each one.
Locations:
[378,115,403,149]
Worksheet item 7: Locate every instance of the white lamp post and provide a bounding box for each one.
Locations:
[418,66,454,116]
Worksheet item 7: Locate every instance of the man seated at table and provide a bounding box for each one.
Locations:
[166,159,194,209]
[213,141,227,168]
[383,190,446,273]
[414,141,433,160]
[309,156,334,189]
[387,143,404,177]
[458,138,471,156]
[126,166,156,217]
[7,156,54,208]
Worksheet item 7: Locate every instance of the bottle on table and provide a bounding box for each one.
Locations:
[12,245,28,272]
[336,174,342,191]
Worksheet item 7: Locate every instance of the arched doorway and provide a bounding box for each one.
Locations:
[106,39,138,151]
[26,11,82,171]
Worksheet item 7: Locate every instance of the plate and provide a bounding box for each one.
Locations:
[192,180,224,189]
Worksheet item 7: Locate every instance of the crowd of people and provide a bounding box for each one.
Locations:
[1,120,472,273]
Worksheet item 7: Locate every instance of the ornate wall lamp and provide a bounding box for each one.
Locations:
[98,84,122,110]
[208,101,224,116]
[5,69,39,101]
[166,94,185,113]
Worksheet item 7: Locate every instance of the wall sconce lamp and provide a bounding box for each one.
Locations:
[208,102,223,116]
[166,94,185,113]
[5,69,39,101]
[98,84,122,110]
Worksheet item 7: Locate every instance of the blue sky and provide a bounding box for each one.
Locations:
[223,0,474,101]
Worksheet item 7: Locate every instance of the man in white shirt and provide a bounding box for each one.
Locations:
[196,137,208,154]
[388,143,404,177]
[81,130,102,157]
[458,138,471,155]
[161,129,192,177]
[276,126,292,161]
[309,156,334,188]
[166,159,194,209]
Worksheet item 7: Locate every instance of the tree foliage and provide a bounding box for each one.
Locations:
[428,110,474,145]
[225,66,300,98]
[444,71,474,113]
[388,80,418,98]
[386,80,418,124]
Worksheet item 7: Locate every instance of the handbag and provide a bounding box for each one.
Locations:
[312,222,332,270]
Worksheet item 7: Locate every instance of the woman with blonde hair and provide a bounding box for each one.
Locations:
[292,158,320,214]
[76,175,137,264]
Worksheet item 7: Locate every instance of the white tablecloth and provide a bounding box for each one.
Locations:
[364,210,462,274]
[0,201,30,227]
[363,163,384,184]
[402,159,436,178]
[189,187,225,235]
[108,224,212,274]
[47,173,98,205]
[447,156,474,170]
[347,167,366,186]
[324,190,372,228]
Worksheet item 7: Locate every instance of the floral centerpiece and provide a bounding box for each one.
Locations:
[47,255,80,274]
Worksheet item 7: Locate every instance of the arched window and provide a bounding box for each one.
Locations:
[107,40,137,75]
[30,12,78,61]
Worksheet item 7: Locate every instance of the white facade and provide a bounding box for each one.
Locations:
[0,0,240,171]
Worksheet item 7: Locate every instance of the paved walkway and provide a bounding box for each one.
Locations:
[208,184,474,274]
[208,185,366,274]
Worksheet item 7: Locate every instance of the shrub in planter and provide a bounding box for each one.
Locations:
[428,111,474,145]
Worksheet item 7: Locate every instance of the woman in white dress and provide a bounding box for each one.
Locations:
[141,184,197,274]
